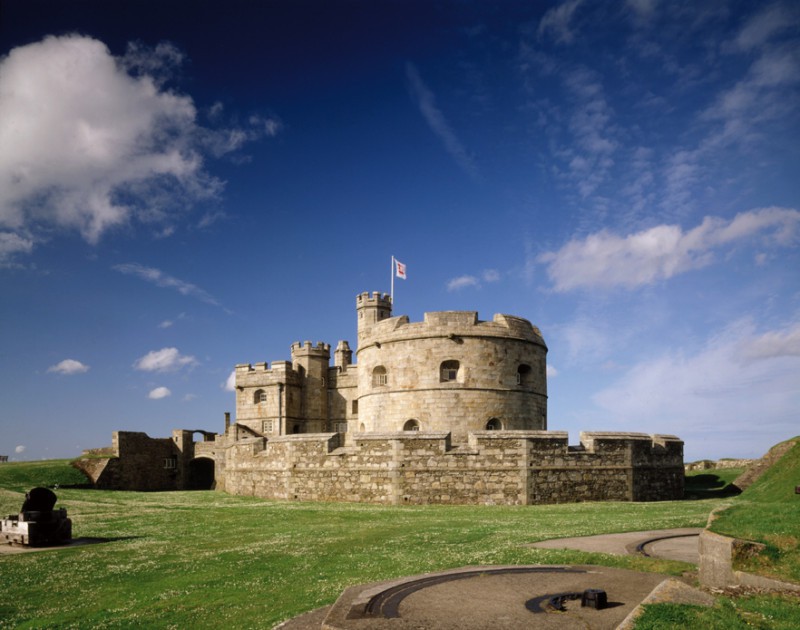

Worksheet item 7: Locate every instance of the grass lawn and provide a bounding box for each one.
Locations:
[1,458,798,629]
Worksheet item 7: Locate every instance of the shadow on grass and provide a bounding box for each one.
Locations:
[683,473,742,500]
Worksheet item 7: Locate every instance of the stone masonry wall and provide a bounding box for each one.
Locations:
[219,430,683,505]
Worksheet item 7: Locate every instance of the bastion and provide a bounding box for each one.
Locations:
[73,292,684,504]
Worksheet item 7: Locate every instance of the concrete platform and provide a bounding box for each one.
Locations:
[276,529,709,629]
[277,564,711,630]
[529,528,703,564]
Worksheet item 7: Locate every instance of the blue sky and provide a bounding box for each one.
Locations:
[1,0,798,463]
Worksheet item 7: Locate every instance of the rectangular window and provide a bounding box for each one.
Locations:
[352,400,358,415]
[164,457,177,469]
[262,420,274,433]
[336,422,348,433]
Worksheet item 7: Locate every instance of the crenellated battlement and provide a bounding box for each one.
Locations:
[361,309,545,346]
[290,341,331,357]
[235,361,295,375]
[356,291,392,308]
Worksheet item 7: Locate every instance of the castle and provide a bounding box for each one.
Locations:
[74,292,684,504]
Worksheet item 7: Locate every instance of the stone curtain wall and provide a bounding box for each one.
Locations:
[219,430,683,505]
[73,431,183,490]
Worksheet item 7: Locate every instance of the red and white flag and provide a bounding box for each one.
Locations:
[395,259,407,280]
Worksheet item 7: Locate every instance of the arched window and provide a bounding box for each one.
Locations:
[372,365,388,387]
[359,423,366,432]
[254,389,267,404]
[516,364,532,386]
[403,419,420,431]
[440,360,460,382]
[486,418,502,431]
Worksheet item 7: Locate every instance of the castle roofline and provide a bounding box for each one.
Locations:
[359,309,546,346]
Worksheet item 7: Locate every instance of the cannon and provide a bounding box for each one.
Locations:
[1,487,72,547]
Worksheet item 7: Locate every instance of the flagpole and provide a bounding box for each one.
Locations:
[390,255,395,304]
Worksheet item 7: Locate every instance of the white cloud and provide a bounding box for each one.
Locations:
[405,62,478,179]
[133,347,196,372]
[546,364,559,378]
[223,370,236,392]
[15,445,26,454]
[592,319,800,458]
[159,320,173,329]
[114,263,219,306]
[47,359,90,375]
[0,35,209,244]
[148,386,171,399]
[0,35,277,262]
[538,207,800,291]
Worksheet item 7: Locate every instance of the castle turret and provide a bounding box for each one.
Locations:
[356,291,392,344]
[291,341,331,432]
[334,340,352,368]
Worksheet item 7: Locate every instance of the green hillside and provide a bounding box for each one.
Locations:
[710,437,800,583]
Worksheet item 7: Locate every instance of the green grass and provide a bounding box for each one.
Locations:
[1,460,717,629]
[633,593,800,629]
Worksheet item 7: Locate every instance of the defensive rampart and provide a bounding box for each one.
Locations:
[219,430,683,505]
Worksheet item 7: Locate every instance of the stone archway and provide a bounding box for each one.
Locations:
[188,457,215,490]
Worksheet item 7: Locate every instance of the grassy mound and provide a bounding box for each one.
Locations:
[709,437,800,584]
[0,459,89,494]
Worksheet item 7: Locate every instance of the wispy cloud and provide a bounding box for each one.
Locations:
[405,62,478,178]
[538,207,800,291]
[47,359,90,375]
[113,263,220,306]
[0,231,34,265]
[538,0,584,44]
[730,3,799,52]
[133,347,197,372]
[446,269,500,291]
